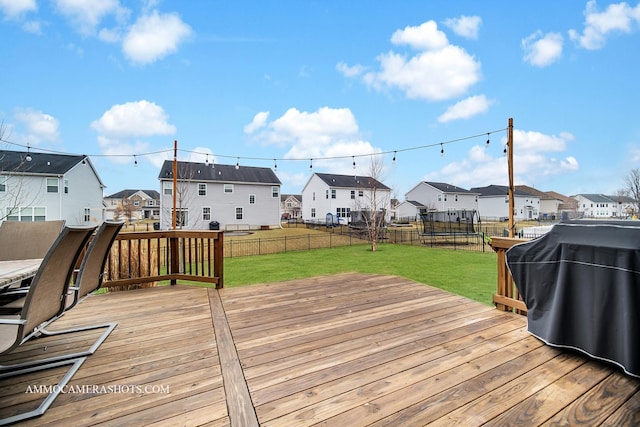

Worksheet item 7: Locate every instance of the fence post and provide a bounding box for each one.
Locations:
[214,232,224,288]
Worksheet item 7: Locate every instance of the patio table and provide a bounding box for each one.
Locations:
[0,258,42,291]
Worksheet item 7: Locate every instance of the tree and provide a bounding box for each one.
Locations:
[623,168,640,214]
[352,156,390,252]
[113,197,137,223]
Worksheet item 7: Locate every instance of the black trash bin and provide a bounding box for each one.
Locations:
[209,221,220,230]
[153,222,160,230]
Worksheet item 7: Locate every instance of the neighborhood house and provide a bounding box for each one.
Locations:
[0,150,105,225]
[157,161,281,230]
[301,173,392,224]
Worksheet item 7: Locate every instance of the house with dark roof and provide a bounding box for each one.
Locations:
[158,161,281,230]
[0,150,105,225]
[401,181,480,218]
[104,189,160,221]
[470,185,541,220]
[301,173,391,223]
[396,200,426,220]
[573,194,635,218]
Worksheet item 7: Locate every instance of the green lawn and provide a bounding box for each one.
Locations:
[223,243,498,305]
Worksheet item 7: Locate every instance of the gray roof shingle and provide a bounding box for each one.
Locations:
[158,161,281,185]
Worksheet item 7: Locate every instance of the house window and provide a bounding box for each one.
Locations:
[444,195,447,202]
[84,208,91,222]
[313,192,316,201]
[133,200,140,206]
[10,206,46,222]
[224,184,233,193]
[311,208,316,218]
[272,186,279,198]
[64,180,69,194]
[455,195,458,202]
[0,176,6,192]
[438,194,442,202]
[359,190,364,197]
[350,190,355,199]
[47,177,59,193]
[286,202,292,207]
[163,182,173,196]
[331,189,336,199]
[20,207,33,222]
[336,208,351,218]
[198,183,207,196]
[202,207,211,221]
[235,207,243,220]
[174,209,188,227]
[249,194,256,204]
[326,190,329,199]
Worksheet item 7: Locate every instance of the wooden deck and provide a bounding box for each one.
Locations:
[2,273,639,426]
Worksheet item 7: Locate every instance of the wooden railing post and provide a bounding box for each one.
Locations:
[214,232,224,288]
[169,234,180,285]
[489,236,528,314]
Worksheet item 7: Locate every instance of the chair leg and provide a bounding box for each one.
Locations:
[7,322,117,372]
[0,357,86,425]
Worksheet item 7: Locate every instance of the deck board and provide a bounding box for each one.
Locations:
[1,273,638,426]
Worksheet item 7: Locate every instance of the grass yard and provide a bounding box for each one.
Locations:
[223,243,498,305]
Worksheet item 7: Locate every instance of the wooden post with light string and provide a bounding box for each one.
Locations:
[507,118,514,237]
[171,139,179,285]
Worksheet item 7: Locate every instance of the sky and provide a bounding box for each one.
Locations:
[1,0,640,200]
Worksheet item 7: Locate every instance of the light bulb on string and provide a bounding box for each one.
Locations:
[486,133,490,148]
[503,145,508,157]
[274,159,277,171]
[134,155,138,166]
[440,144,444,157]
[309,158,313,170]
[392,151,396,165]
[352,156,356,169]
[26,144,32,162]
[235,158,240,170]
[205,154,209,165]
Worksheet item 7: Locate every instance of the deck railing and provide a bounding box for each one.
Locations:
[103,230,224,290]
[489,236,528,314]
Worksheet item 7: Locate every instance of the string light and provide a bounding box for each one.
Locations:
[205,154,209,165]
[134,155,138,166]
[309,158,313,170]
[392,151,396,164]
[504,144,508,156]
[0,126,508,168]
[274,159,277,171]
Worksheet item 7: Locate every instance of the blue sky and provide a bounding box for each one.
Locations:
[1,1,639,199]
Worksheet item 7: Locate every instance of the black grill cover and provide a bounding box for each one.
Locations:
[506,220,640,377]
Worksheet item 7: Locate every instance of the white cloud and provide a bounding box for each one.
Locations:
[13,108,60,145]
[91,100,176,138]
[0,0,36,19]
[426,129,578,188]
[438,95,492,122]
[442,15,482,39]
[244,112,270,134]
[122,10,193,65]
[569,0,640,49]
[53,0,128,37]
[336,62,366,78]
[246,106,382,176]
[352,20,481,101]
[522,31,563,67]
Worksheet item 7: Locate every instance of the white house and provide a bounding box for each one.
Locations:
[301,173,391,223]
[516,185,562,220]
[574,194,635,218]
[396,200,426,220]
[403,181,479,214]
[470,185,541,221]
[104,189,160,221]
[0,150,105,225]
[158,161,281,230]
